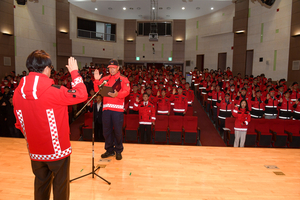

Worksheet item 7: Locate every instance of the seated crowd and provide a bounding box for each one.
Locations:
[191,67,300,147]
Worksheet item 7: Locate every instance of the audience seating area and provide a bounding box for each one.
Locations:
[81,113,200,145]
[224,117,300,148]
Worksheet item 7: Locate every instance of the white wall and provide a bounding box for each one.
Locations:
[185,4,235,72]
[247,0,292,80]
[70,4,124,61]
[14,0,56,74]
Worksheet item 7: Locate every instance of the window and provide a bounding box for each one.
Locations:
[137,22,172,36]
[77,18,116,42]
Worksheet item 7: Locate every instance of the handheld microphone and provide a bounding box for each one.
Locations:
[98,80,107,88]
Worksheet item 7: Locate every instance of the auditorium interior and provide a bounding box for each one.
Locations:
[0,0,300,199]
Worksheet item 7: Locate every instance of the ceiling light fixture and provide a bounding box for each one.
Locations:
[123,7,126,10]
[2,32,13,36]
[152,7,155,10]
[108,7,112,10]
[211,7,214,10]
[166,7,171,10]
[196,7,200,10]
[95,8,98,11]
[137,7,141,10]
[292,33,300,37]
[182,7,185,10]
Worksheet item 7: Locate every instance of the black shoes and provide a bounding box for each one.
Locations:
[101,151,122,160]
[101,151,115,158]
[116,153,122,160]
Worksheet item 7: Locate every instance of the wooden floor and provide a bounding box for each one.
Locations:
[0,138,300,200]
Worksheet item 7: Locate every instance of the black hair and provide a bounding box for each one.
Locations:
[143,93,150,97]
[26,50,52,73]
[239,99,249,112]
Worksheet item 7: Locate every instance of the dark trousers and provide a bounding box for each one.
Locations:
[139,124,152,144]
[95,122,104,142]
[174,112,184,116]
[129,110,138,114]
[31,156,70,200]
[102,110,124,153]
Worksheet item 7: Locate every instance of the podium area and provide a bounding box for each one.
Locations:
[0,137,299,200]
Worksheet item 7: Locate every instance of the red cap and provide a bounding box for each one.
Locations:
[108,59,119,68]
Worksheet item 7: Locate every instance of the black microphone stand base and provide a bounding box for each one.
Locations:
[70,166,111,185]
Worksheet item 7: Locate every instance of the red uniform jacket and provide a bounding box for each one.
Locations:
[290,89,300,101]
[134,101,156,125]
[183,89,195,105]
[94,72,130,112]
[232,107,251,131]
[172,94,188,113]
[13,71,88,161]
[125,92,142,110]
[155,96,171,114]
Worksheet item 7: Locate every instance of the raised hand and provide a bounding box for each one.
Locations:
[94,69,102,81]
[267,94,270,99]
[65,57,78,73]
[280,98,283,103]
[136,96,140,102]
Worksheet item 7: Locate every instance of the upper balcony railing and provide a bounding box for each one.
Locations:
[77,29,116,42]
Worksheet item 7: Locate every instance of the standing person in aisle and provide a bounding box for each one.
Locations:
[232,99,251,147]
[13,51,88,200]
[93,59,130,160]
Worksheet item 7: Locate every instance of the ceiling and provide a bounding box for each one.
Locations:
[68,0,234,20]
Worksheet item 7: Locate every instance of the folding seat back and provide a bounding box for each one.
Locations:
[186,107,194,116]
[154,115,169,144]
[270,119,287,147]
[168,115,183,144]
[224,117,235,146]
[82,112,93,141]
[245,119,258,147]
[183,116,199,145]
[256,119,272,147]
[124,114,139,143]
[284,120,300,148]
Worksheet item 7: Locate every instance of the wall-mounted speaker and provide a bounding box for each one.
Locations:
[16,0,27,5]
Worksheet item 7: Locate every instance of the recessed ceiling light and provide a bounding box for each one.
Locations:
[159,7,163,10]
[196,7,200,10]
[95,8,98,11]
[166,7,171,10]
[137,7,141,10]
[211,7,214,10]
[108,7,112,10]
[138,15,143,17]
[182,7,185,10]
[166,15,170,17]
[130,7,134,10]
[152,7,155,10]
[123,7,126,10]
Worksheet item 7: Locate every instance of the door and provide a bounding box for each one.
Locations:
[245,50,254,76]
[218,53,227,72]
[196,54,204,72]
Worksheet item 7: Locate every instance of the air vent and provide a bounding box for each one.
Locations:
[4,57,11,66]
[292,60,300,70]
[186,60,191,66]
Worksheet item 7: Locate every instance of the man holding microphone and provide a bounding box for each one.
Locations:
[93,59,130,160]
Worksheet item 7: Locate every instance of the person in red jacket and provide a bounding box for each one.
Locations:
[13,51,88,200]
[292,98,300,120]
[216,93,234,136]
[232,99,251,147]
[183,82,194,106]
[172,86,188,116]
[250,90,265,118]
[278,90,293,120]
[93,59,130,160]
[156,88,171,115]
[134,93,156,144]
[125,84,141,114]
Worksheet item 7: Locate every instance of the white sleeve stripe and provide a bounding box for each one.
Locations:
[32,76,39,100]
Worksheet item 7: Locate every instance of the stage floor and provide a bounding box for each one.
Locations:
[0,138,300,200]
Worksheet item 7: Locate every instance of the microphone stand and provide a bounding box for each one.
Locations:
[70,85,111,185]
